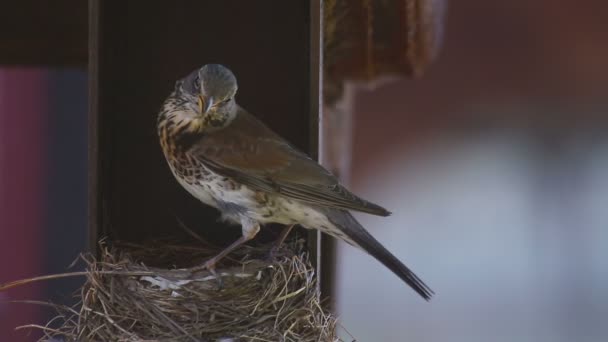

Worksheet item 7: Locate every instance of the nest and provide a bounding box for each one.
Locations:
[23,239,343,342]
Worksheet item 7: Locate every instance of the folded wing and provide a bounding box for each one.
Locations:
[190,108,391,216]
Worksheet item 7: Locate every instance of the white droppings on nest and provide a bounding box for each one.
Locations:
[140,276,193,290]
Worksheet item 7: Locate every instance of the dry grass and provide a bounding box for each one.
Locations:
[5,240,343,342]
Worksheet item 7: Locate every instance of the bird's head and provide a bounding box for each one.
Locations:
[176,64,238,129]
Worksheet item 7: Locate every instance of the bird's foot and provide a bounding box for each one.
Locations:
[265,224,297,262]
[265,243,293,262]
[191,258,224,289]
[266,245,282,262]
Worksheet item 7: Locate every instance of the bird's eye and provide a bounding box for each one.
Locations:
[221,98,231,105]
[193,76,200,90]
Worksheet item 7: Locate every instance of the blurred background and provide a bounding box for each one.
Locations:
[0,70,87,341]
[333,1,608,342]
[1,1,607,341]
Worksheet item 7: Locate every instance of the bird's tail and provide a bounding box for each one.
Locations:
[325,209,434,300]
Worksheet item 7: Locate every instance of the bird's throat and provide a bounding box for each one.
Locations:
[158,110,205,155]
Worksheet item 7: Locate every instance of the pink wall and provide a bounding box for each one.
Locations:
[0,69,48,341]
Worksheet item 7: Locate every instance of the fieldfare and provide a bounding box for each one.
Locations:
[157,64,433,300]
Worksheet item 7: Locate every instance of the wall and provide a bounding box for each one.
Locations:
[333,1,608,341]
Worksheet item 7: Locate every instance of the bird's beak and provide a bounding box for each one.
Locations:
[199,96,214,114]
[198,96,204,114]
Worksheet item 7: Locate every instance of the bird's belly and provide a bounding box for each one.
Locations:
[188,179,332,228]
[169,163,334,230]
[267,197,333,229]
[172,167,266,221]
[168,162,217,207]
[176,176,216,207]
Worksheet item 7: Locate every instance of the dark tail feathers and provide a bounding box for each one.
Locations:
[326,209,434,300]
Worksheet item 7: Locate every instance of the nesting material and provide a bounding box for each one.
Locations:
[38,240,341,342]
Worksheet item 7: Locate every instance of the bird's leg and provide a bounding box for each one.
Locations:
[268,224,296,260]
[196,217,260,274]
[274,224,296,248]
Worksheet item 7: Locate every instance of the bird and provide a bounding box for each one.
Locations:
[157,64,433,300]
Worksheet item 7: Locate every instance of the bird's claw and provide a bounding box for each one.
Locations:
[266,245,281,262]
[192,258,224,289]
[266,244,292,262]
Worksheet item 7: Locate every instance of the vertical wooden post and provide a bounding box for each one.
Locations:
[309,0,324,286]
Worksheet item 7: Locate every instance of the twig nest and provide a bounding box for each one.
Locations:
[43,241,341,342]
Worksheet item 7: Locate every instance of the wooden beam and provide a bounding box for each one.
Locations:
[309,0,324,288]
[0,0,87,66]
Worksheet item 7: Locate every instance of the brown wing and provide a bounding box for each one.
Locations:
[190,108,391,216]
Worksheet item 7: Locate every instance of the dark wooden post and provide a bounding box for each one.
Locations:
[88,0,322,264]
[0,0,87,66]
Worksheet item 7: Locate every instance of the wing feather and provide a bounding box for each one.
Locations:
[191,108,391,216]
